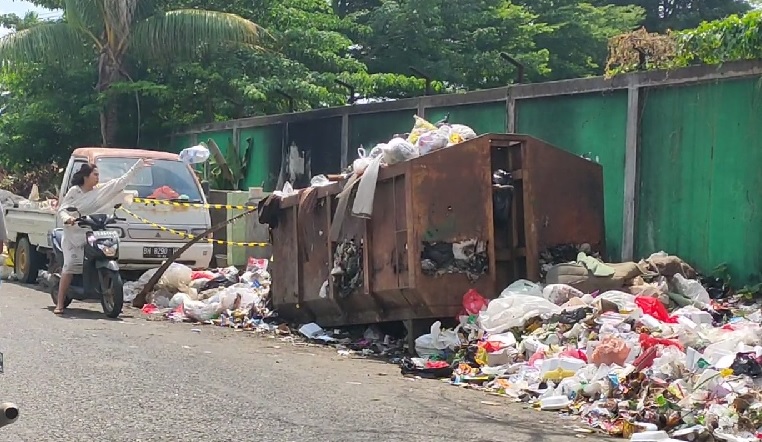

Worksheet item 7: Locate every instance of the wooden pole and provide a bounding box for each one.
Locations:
[132,207,258,308]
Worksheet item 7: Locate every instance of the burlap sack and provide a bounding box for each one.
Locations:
[545,261,650,294]
[642,255,697,279]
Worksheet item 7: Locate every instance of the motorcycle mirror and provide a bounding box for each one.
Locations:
[65,207,78,212]
[113,203,122,209]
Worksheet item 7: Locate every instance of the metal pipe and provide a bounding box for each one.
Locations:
[409,66,433,96]
[334,79,357,104]
[499,52,525,84]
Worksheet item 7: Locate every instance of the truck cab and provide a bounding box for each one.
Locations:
[6,147,213,283]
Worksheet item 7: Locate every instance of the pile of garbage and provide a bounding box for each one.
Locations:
[403,251,762,441]
[125,257,275,331]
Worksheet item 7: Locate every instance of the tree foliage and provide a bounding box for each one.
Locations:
[0,0,757,172]
[595,0,751,33]
[0,0,264,146]
[605,11,762,77]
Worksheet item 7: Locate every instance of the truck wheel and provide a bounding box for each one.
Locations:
[15,237,41,284]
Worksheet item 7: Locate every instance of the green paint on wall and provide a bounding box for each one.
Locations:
[203,130,234,156]
[170,135,192,153]
[425,102,507,134]
[240,125,282,192]
[636,78,762,285]
[516,91,628,260]
[349,110,416,159]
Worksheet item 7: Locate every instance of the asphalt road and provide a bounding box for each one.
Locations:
[0,281,607,442]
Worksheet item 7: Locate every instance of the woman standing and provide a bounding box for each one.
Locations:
[54,159,152,314]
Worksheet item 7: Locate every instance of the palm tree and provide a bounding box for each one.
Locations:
[0,0,263,146]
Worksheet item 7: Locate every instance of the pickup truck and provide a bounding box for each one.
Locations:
[4,147,214,283]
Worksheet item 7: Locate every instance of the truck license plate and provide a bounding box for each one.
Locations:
[143,247,175,259]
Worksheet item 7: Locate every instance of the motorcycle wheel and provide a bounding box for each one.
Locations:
[98,269,124,318]
[48,275,72,308]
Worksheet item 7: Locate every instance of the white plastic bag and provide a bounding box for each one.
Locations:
[206,284,262,311]
[352,147,373,174]
[479,294,561,334]
[183,299,223,322]
[672,273,711,306]
[414,321,461,358]
[137,263,193,294]
[179,144,211,164]
[449,124,477,144]
[273,181,296,198]
[415,129,449,155]
[542,284,583,305]
[499,279,543,298]
[382,138,418,165]
[170,292,193,309]
[310,175,331,187]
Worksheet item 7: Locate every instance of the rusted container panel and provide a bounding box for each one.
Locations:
[520,135,606,261]
[269,203,301,320]
[404,139,497,318]
[269,134,605,327]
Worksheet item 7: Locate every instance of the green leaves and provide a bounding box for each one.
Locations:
[130,9,265,61]
[674,10,762,66]
[0,23,92,69]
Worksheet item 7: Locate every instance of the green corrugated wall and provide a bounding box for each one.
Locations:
[426,102,507,133]
[349,110,416,158]
[240,125,282,192]
[170,134,193,153]
[515,92,628,260]
[636,78,762,284]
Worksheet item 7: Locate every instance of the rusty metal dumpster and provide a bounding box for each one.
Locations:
[270,134,605,328]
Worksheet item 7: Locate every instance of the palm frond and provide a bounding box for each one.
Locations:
[63,0,105,43]
[129,9,267,61]
[0,23,92,70]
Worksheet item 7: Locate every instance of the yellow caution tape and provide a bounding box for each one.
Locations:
[119,207,270,248]
[132,197,258,211]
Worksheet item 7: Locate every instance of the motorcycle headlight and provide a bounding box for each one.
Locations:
[97,243,118,257]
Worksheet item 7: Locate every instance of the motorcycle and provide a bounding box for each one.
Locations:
[0,403,18,428]
[47,204,125,318]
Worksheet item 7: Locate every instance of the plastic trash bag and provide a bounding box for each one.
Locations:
[273,181,296,198]
[137,263,193,294]
[183,298,224,322]
[590,336,630,367]
[415,321,461,358]
[353,147,373,174]
[479,294,561,334]
[179,144,211,164]
[206,284,263,311]
[416,129,449,155]
[543,284,583,305]
[449,124,477,143]
[382,138,418,165]
[462,289,488,315]
[672,273,711,306]
[169,292,193,309]
[310,175,331,187]
[499,279,543,298]
[407,115,437,145]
